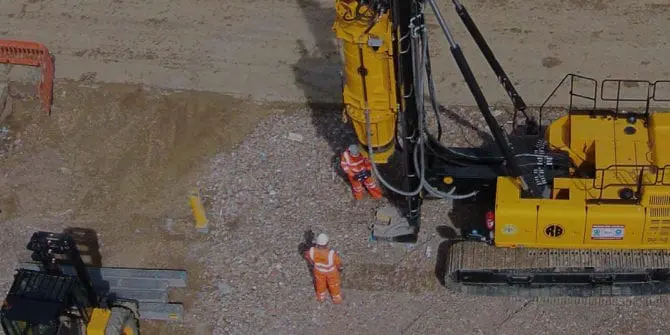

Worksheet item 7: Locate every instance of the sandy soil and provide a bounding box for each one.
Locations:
[1,0,670,334]
[0,0,669,106]
[0,80,283,334]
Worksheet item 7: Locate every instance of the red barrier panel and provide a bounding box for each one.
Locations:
[0,40,54,114]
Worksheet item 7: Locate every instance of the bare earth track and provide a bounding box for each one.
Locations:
[1,0,670,334]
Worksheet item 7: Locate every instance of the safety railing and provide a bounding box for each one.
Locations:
[538,73,597,126]
[538,74,670,127]
[591,164,670,201]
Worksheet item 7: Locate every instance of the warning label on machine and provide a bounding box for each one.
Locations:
[591,225,625,240]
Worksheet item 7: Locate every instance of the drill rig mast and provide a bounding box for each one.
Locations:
[334,0,551,240]
[333,0,422,236]
[334,0,670,298]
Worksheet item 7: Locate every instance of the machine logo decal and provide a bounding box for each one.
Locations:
[591,225,625,240]
[544,224,564,238]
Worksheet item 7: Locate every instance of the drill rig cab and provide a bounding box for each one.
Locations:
[1,231,139,335]
[334,0,670,297]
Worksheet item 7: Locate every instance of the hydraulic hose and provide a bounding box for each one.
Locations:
[424,37,443,141]
[420,25,506,163]
[411,22,476,200]
[411,20,475,200]
[365,109,424,196]
[364,6,480,200]
[410,141,477,199]
[363,18,427,197]
[363,2,561,201]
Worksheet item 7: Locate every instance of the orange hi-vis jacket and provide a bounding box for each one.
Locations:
[305,246,343,303]
[306,246,342,274]
[340,149,371,178]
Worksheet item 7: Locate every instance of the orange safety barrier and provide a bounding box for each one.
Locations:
[0,40,54,114]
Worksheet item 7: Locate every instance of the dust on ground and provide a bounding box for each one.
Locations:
[0,0,669,333]
[0,79,292,333]
[2,76,670,334]
[1,0,668,106]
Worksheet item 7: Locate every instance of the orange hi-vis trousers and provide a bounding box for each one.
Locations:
[313,270,342,303]
[347,173,382,200]
[305,246,343,304]
[340,149,383,200]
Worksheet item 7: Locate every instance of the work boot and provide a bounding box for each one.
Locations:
[331,294,343,304]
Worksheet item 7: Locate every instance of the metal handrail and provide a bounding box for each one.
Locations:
[538,73,598,126]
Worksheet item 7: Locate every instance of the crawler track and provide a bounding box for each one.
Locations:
[445,241,670,299]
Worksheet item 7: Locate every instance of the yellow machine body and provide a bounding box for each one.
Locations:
[332,0,398,163]
[86,307,139,335]
[86,308,112,334]
[494,111,670,249]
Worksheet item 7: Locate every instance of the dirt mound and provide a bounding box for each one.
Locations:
[4,81,272,217]
[0,79,284,333]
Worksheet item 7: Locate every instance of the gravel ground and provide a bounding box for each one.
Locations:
[2,64,670,335]
[1,0,670,333]
[188,103,670,334]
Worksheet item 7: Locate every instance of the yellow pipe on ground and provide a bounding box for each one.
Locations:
[332,1,398,164]
[188,190,209,233]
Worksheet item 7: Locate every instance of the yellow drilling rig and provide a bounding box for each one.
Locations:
[332,0,670,298]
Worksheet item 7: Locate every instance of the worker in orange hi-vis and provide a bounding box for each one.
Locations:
[339,144,383,200]
[303,233,343,304]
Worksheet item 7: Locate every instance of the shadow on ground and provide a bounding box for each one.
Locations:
[290,1,520,287]
[428,103,511,286]
[433,190,493,287]
[63,227,103,267]
[292,0,351,155]
[292,0,415,222]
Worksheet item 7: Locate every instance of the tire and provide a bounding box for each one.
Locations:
[105,306,140,335]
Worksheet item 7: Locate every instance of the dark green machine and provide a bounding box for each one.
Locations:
[1,231,139,334]
[1,230,187,334]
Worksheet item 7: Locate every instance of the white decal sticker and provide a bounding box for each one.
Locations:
[502,224,518,235]
[591,225,625,240]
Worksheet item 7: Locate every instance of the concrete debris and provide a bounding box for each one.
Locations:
[164,217,175,234]
[375,205,398,224]
[286,132,303,142]
[218,283,233,295]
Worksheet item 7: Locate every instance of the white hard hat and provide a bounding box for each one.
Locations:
[316,233,329,246]
[348,144,360,156]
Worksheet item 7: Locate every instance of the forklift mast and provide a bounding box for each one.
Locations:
[26,231,100,308]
